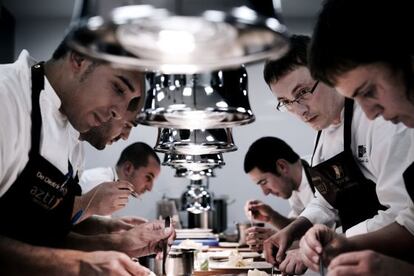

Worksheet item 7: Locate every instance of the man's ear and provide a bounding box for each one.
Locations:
[276,159,288,174]
[68,51,86,73]
[122,161,134,177]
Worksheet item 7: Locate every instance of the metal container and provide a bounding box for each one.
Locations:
[165,250,195,276]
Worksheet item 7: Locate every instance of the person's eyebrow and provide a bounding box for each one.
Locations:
[351,81,369,98]
[116,75,135,92]
[277,83,304,101]
[147,172,155,178]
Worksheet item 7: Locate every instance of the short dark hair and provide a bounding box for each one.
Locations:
[244,137,300,175]
[263,35,311,85]
[116,142,160,169]
[309,0,414,88]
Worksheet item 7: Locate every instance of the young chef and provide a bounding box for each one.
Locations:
[76,142,161,220]
[261,35,414,274]
[243,136,315,253]
[298,0,414,275]
[0,35,170,275]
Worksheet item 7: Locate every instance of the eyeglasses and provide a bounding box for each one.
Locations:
[276,80,320,112]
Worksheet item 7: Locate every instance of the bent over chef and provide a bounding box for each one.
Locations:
[260,35,414,274]
[0,34,172,275]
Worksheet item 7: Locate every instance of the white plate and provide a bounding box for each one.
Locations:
[208,251,261,260]
[218,242,240,248]
[209,261,273,270]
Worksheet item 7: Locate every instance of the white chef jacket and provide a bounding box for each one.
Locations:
[80,167,118,194]
[0,50,84,197]
[288,164,315,218]
[300,103,414,237]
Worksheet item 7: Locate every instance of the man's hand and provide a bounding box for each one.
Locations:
[328,250,414,276]
[245,200,275,223]
[263,227,293,265]
[278,249,307,275]
[299,224,351,272]
[79,251,151,276]
[246,226,276,252]
[116,220,176,258]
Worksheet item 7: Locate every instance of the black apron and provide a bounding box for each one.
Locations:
[0,62,82,247]
[403,162,414,202]
[301,159,316,194]
[306,99,387,231]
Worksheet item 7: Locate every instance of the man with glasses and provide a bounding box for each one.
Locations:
[260,35,414,275]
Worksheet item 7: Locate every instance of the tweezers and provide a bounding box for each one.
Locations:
[162,216,171,275]
[319,257,326,276]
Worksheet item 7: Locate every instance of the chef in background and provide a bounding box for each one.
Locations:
[261,34,414,275]
[298,0,414,275]
[74,142,161,221]
[243,136,315,255]
[0,32,169,275]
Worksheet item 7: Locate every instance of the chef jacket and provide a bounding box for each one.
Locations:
[300,103,414,237]
[288,159,315,218]
[0,50,84,197]
[80,167,118,194]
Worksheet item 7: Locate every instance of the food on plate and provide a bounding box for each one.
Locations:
[247,268,269,276]
[227,250,253,267]
[177,239,203,250]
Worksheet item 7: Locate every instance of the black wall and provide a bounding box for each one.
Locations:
[0,6,15,63]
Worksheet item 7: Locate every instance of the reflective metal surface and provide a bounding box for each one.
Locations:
[181,184,212,214]
[68,0,289,74]
[139,67,254,129]
[163,153,224,171]
[155,128,237,155]
[174,168,216,180]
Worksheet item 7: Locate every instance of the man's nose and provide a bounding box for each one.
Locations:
[261,187,270,196]
[360,101,382,120]
[290,102,308,119]
[110,107,122,120]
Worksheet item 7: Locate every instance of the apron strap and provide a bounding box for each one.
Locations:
[310,131,322,167]
[30,62,45,156]
[310,98,354,166]
[301,159,316,194]
[344,98,354,150]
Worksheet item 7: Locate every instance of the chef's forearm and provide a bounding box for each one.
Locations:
[0,235,81,276]
[72,215,114,235]
[348,222,414,263]
[63,231,122,252]
[269,210,295,230]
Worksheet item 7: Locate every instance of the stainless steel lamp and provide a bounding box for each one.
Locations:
[163,153,224,171]
[175,168,216,180]
[68,0,289,74]
[139,66,254,129]
[155,128,237,155]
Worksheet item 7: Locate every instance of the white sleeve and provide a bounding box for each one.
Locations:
[0,83,29,197]
[299,190,338,228]
[395,205,414,236]
[345,121,414,237]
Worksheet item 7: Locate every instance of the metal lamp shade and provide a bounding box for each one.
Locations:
[175,168,215,180]
[68,0,289,74]
[155,128,237,155]
[139,66,254,129]
[163,153,224,172]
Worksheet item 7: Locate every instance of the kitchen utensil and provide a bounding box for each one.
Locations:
[163,216,171,275]
[165,250,195,276]
[320,257,326,276]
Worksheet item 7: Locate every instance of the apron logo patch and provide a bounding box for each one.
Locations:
[357,145,368,163]
[331,165,344,180]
